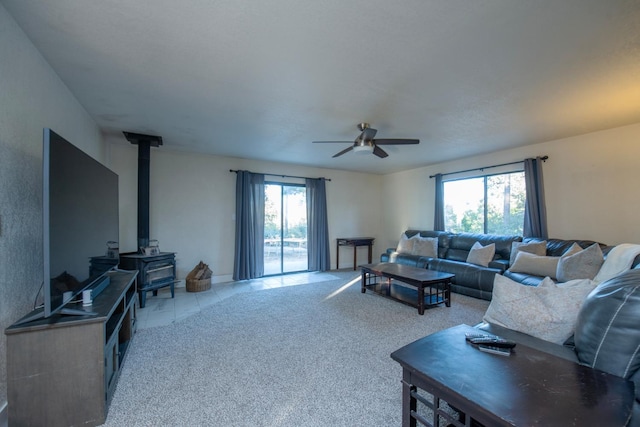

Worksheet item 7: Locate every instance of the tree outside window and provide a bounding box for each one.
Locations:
[444,172,525,236]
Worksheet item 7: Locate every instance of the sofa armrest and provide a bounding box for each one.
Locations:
[381,251,429,268]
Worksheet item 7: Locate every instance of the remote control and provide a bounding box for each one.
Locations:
[477,344,512,356]
[464,333,495,342]
[469,337,517,348]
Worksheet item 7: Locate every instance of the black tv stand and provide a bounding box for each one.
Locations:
[5,270,138,427]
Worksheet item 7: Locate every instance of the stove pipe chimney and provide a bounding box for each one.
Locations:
[123,131,163,251]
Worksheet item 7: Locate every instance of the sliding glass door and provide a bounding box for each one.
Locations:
[264,183,308,275]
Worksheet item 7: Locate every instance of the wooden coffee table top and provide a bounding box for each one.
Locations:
[361,262,454,283]
[391,324,634,427]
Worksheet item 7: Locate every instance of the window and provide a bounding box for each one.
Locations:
[444,171,525,235]
[264,183,308,275]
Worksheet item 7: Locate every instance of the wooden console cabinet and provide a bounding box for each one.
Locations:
[5,270,138,427]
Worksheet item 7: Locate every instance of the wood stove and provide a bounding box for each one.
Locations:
[119,252,176,308]
[122,131,177,308]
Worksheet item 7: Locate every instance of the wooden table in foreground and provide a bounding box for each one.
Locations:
[391,324,634,427]
[360,263,453,315]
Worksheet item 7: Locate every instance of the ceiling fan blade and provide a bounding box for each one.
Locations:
[313,141,353,144]
[373,145,388,158]
[361,127,377,141]
[332,146,354,158]
[373,139,420,145]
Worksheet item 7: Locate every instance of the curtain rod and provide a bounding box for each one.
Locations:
[429,155,548,179]
[229,169,331,182]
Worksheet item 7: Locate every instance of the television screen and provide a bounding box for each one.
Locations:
[44,128,119,317]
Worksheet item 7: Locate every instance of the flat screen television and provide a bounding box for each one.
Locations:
[18,129,120,324]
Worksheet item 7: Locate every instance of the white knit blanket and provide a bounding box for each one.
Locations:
[594,243,640,283]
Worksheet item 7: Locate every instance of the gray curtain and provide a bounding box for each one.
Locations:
[523,157,548,239]
[306,178,330,271]
[233,171,265,280]
[433,173,445,231]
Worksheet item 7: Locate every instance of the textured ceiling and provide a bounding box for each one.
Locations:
[3,0,640,173]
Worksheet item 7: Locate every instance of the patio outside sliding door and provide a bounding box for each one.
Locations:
[264,183,308,275]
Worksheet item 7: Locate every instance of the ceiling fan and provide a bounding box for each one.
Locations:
[313,123,419,158]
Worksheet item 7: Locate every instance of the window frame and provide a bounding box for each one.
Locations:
[443,167,526,236]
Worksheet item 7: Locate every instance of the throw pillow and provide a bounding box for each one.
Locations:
[509,240,547,266]
[483,274,597,344]
[508,251,560,279]
[556,243,604,282]
[562,242,583,257]
[396,233,415,254]
[466,242,495,267]
[412,236,438,258]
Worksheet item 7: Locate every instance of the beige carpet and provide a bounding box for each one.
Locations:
[103,271,490,426]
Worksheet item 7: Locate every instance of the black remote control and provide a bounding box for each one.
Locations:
[469,337,517,348]
[477,344,512,356]
[464,333,495,342]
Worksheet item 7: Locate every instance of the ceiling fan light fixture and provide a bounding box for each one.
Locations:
[353,144,374,154]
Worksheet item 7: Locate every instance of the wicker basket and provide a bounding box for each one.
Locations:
[186,277,211,292]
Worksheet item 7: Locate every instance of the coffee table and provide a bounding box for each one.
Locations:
[360,263,453,314]
[391,324,634,427]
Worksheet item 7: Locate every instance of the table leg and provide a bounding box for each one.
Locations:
[361,270,366,293]
[401,377,417,427]
[445,280,451,307]
[336,241,340,270]
[418,285,425,315]
[368,243,372,264]
[353,245,357,270]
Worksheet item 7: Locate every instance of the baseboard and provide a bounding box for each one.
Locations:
[0,400,7,427]
[174,274,233,288]
[212,274,233,284]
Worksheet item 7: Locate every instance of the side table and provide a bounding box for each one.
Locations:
[336,237,375,270]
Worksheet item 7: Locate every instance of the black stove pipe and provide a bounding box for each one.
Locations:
[122,131,163,252]
[137,141,151,250]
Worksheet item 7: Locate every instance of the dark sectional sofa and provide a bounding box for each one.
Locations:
[381,230,521,300]
[381,230,639,300]
[383,230,640,425]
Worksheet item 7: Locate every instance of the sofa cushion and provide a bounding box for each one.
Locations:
[556,243,604,282]
[448,233,520,263]
[484,274,597,344]
[428,258,500,300]
[412,236,438,258]
[574,269,640,400]
[533,238,606,257]
[466,242,495,267]
[509,240,547,265]
[503,270,546,286]
[508,251,559,279]
[387,252,428,268]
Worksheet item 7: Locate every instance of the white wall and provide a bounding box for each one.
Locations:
[0,3,104,413]
[381,123,640,250]
[108,142,384,282]
[109,121,640,284]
